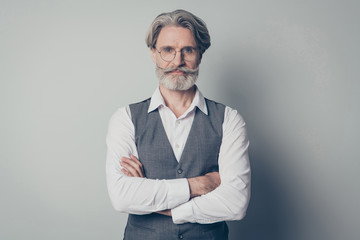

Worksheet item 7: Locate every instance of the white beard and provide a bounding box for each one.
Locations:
[156,65,199,91]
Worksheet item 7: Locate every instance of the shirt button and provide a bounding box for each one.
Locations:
[175,144,180,149]
[177,168,183,174]
[176,120,180,125]
[178,234,183,239]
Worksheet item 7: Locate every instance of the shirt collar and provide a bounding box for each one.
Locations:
[148,85,208,115]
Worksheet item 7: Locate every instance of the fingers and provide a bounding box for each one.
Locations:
[121,157,142,177]
[156,209,172,216]
[130,154,143,169]
[121,167,133,177]
[129,154,144,177]
[120,155,145,178]
[205,171,219,177]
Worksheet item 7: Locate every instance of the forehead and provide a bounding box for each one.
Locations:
[156,26,196,47]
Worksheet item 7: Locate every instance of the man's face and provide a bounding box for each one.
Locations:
[151,26,200,91]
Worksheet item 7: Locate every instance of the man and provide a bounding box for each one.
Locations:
[106,9,251,240]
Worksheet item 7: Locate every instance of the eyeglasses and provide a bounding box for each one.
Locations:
[155,46,198,62]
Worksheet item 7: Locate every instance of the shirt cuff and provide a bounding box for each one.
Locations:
[166,178,190,209]
[171,201,194,224]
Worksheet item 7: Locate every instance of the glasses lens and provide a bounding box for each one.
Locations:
[183,47,197,61]
[159,47,197,62]
[160,48,175,61]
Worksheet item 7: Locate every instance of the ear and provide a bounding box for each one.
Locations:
[150,48,157,63]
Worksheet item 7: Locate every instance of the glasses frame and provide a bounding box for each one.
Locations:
[155,46,198,62]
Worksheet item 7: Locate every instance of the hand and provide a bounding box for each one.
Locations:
[120,154,145,178]
[156,209,172,216]
[187,172,221,198]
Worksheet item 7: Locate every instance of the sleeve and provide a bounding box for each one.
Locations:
[106,106,190,214]
[171,106,251,223]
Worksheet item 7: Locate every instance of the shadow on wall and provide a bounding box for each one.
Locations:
[217,58,298,240]
[227,147,295,240]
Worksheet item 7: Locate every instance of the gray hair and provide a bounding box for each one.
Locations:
[145,9,211,56]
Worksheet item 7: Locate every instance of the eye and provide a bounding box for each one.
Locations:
[183,47,194,54]
[162,47,173,53]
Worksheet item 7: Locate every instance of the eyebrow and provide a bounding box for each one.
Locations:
[158,45,197,49]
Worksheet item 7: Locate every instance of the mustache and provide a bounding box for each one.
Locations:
[157,65,199,74]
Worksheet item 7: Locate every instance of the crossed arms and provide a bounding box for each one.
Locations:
[106,106,251,224]
[120,154,221,216]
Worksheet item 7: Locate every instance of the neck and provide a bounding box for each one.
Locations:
[159,84,196,118]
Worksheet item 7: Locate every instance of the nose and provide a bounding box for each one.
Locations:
[171,50,185,67]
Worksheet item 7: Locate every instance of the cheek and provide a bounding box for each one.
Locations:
[151,51,169,68]
[186,61,198,69]
[155,57,171,68]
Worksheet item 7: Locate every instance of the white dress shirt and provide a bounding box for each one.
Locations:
[106,86,251,224]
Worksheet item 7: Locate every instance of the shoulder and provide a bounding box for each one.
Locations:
[223,105,247,138]
[129,98,151,115]
[107,98,153,136]
[224,106,245,126]
[129,98,151,108]
[204,98,226,119]
[204,98,226,111]
[204,97,245,125]
[108,106,132,129]
[109,98,151,123]
[204,97,246,130]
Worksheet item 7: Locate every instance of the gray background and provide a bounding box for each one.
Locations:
[1,0,359,239]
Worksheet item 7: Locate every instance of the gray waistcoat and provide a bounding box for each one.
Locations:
[125,98,228,240]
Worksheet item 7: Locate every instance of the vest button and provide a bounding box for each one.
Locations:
[178,234,184,239]
[177,168,183,174]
